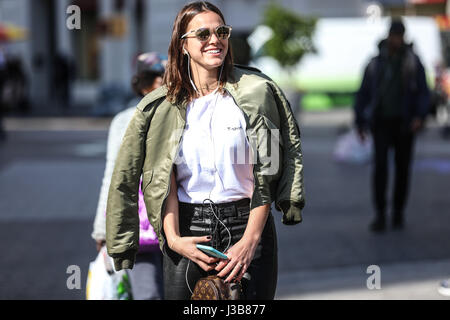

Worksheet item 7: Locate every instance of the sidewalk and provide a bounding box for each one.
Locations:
[4,108,443,131]
[3,116,112,131]
[276,259,450,300]
[3,109,351,131]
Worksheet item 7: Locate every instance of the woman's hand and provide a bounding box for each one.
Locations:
[411,117,423,134]
[214,235,259,283]
[163,168,221,271]
[215,203,270,283]
[95,239,106,252]
[170,235,219,272]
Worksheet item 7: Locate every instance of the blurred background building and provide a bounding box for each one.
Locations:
[0,0,449,117]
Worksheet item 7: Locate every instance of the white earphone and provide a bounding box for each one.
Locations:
[184,47,200,93]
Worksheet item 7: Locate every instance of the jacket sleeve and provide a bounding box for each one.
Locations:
[354,60,374,130]
[106,108,148,271]
[92,113,128,241]
[413,56,430,120]
[269,82,305,225]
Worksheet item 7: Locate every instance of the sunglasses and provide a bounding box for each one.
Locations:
[181,25,232,42]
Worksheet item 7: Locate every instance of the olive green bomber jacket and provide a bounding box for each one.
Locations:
[106,65,305,271]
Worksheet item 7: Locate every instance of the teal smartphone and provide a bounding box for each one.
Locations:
[196,244,228,260]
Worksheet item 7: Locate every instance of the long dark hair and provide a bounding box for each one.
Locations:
[163,1,234,105]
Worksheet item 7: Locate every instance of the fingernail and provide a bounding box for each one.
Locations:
[206,236,212,240]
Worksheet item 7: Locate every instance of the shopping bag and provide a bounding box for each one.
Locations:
[333,128,373,164]
[86,246,132,300]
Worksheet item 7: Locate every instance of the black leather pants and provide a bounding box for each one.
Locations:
[163,198,278,300]
[372,118,415,217]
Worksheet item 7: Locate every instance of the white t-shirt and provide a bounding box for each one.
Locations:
[175,90,254,204]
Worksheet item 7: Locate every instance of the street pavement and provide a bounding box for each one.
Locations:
[1,110,450,300]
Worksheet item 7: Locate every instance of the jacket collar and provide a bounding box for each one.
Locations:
[171,66,245,120]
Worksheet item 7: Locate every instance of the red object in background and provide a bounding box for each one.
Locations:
[441,70,450,98]
[435,63,450,99]
[436,15,450,31]
[0,23,27,42]
[0,25,9,41]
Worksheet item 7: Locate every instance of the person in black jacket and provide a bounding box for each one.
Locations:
[354,18,430,232]
[0,48,6,141]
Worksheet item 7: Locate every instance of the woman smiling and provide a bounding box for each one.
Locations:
[106,1,306,300]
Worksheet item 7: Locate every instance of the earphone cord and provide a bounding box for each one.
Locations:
[185,59,228,295]
[185,198,232,295]
[186,52,199,93]
[204,63,230,253]
[186,51,225,95]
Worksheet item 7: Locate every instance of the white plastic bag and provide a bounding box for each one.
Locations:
[333,128,373,164]
[86,246,132,300]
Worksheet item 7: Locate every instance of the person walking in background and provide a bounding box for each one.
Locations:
[92,52,167,299]
[105,1,305,300]
[354,18,430,232]
[52,53,75,112]
[0,47,6,141]
[3,56,29,114]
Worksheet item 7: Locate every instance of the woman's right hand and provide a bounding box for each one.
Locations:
[95,239,106,252]
[170,235,219,271]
